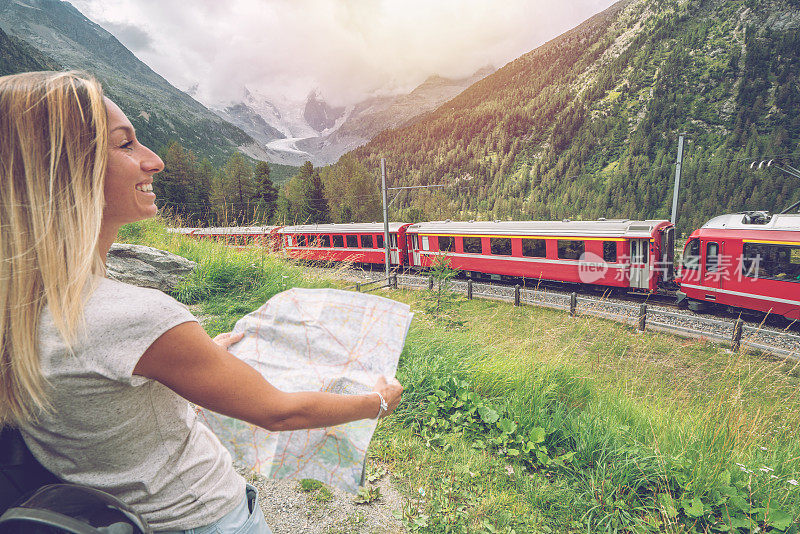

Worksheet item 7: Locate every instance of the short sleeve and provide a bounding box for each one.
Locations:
[79,278,198,386]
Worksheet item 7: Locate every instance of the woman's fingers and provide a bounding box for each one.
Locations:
[373,376,403,418]
[212,331,244,349]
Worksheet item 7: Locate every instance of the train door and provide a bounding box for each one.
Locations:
[660,227,675,282]
[390,233,399,264]
[412,234,420,266]
[701,241,722,300]
[629,239,650,289]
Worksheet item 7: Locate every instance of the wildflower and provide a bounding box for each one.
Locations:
[760,446,769,451]
[771,475,779,479]
[759,466,774,473]
[789,479,798,486]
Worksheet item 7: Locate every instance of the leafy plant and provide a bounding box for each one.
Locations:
[353,485,381,504]
[407,375,569,471]
[421,253,464,328]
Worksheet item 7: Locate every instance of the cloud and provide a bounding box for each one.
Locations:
[67,0,616,106]
[100,21,154,52]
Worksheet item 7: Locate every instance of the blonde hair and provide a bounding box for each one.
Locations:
[0,71,108,426]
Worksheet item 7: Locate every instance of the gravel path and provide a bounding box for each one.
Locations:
[240,463,405,534]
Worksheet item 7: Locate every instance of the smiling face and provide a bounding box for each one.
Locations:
[101,98,164,230]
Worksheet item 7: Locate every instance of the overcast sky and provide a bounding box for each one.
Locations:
[68,0,617,107]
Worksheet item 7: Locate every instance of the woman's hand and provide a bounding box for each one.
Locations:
[372,376,403,419]
[212,331,244,350]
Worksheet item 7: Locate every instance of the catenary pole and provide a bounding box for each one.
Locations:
[670,133,685,225]
[381,158,390,281]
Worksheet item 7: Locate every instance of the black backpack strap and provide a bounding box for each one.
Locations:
[0,427,60,515]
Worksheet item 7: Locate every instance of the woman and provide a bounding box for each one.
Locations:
[0,71,403,533]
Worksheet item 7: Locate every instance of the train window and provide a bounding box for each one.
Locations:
[412,235,418,249]
[705,242,720,273]
[558,240,584,260]
[346,235,358,248]
[603,241,617,263]
[320,235,331,247]
[332,235,344,248]
[490,238,512,256]
[683,239,700,270]
[742,242,800,282]
[438,236,455,252]
[463,236,482,254]
[377,235,384,249]
[522,238,545,258]
[391,234,398,247]
[286,236,293,247]
[420,236,428,251]
[362,235,373,248]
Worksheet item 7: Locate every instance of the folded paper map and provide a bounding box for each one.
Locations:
[197,287,413,493]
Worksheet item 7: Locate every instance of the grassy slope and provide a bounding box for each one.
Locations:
[120,219,800,533]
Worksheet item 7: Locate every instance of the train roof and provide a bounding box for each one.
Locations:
[407,219,670,238]
[701,212,800,231]
[279,222,409,233]
[188,226,281,235]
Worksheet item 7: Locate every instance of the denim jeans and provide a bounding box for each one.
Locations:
[156,484,272,534]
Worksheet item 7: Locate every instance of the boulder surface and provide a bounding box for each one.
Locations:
[106,243,196,292]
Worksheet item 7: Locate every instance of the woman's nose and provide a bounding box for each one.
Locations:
[141,146,165,174]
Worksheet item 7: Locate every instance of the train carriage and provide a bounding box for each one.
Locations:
[169,226,283,250]
[406,219,675,291]
[279,223,412,266]
[677,212,800,320]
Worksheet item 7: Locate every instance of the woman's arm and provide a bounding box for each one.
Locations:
[132,321,403,431]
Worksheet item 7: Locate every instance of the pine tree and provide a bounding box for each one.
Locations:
[295,161,329,223]
[210,152,257,224]
[254,160,278,223]
[321,154,381,223]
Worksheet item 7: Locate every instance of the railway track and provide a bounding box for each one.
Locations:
[314,265,800,361]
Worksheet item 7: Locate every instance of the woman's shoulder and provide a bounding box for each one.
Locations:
[84,276,193,322]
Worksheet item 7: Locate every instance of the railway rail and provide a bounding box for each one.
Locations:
[332,267,800,361]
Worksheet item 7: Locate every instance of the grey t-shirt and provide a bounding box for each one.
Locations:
[20,277,244,530]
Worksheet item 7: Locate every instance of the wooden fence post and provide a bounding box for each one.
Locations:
[391,275,397,289]
[732,318,744,352]
[467,279,473,300]
[356,283,361,292]
[570,292,577,317]
[638,304,647,332]
[428,276,434,290]
[514,285,521,307]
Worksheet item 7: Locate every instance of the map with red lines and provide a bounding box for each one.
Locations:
[198,288,413,493]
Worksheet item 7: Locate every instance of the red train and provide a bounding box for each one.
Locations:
[168,226,282,251]
[677,211,800,321]
[279,223,411,265]
[171,211,800,321]
[405,219,674,292]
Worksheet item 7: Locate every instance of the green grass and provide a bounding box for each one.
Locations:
[121,218,800,533]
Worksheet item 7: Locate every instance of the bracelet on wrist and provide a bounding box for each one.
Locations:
[372,391,388,419]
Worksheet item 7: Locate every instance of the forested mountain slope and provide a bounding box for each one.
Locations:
[351,0,800,234]
[0,0,256,166]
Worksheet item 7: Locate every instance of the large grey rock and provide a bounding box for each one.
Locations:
[106,244,196,292]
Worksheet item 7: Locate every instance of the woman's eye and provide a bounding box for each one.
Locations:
[120,141,133,150]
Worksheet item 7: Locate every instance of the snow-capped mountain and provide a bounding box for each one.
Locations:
[214,66,495,167]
